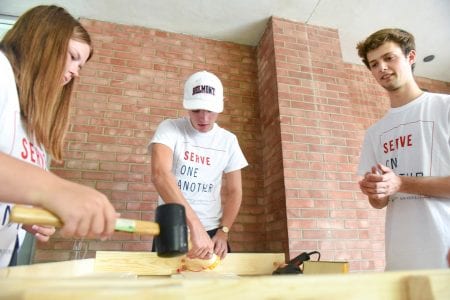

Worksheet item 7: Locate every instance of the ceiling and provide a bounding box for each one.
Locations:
[1,0,449,82]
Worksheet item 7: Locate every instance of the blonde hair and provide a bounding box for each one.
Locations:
[0,5,93,161]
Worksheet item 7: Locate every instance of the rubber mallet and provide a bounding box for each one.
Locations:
[10,203,188,257]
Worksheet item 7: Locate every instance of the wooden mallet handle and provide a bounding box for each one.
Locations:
[10,205,160,235]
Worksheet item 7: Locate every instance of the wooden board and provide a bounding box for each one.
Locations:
[1,253,449,299]
[406,275,434,300]
[0,269,449,300]
[0,258,96,279]
[303,260,349,274]
[94,251,286,276]
[171,272,240,279]
[0,277,182,300]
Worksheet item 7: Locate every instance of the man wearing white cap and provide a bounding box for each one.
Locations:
[149,71,248,260]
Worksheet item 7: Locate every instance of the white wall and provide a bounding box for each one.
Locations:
[0,15,16,39]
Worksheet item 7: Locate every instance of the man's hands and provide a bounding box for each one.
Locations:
[188,223,214,260]
[359,163,401,208]
[187,223,229,260]
[212,230,228,259]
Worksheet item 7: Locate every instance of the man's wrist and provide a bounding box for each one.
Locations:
[218,225,230,234]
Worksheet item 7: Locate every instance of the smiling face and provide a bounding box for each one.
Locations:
[367,41,416,92]
[188,109,219,132]
[62,39,91,86]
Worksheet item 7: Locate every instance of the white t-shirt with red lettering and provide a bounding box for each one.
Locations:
[0,51,48,267]
[358,92,450,270]
[149,117,248,231]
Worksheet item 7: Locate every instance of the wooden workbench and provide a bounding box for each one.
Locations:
[0,252,449,300]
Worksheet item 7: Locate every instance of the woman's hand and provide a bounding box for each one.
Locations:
[22,224,56,242]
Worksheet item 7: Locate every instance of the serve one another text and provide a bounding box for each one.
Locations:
[383,134,412,154]
[183,151,211,165]
[382,134,423,177]
[178,151,213,193]
[21,138,46,168]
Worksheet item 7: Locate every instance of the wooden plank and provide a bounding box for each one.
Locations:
[180,270,450,300]
[405,275,435,300]
[0,278,183,300]
[171,272,240,279]
[0,258,96,279]
[94,251,285,276]
[0,269,449,300]
[95,251,181,275]
[428,272,450,299]
[303,261,349,274]
[213,252,285,275]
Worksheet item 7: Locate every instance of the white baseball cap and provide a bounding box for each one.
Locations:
[183,71,224,113]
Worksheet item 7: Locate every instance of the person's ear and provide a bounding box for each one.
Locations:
[407,50,416,65]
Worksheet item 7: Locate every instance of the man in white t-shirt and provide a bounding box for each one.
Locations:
[356,28,450,270]
[149,71,248,260]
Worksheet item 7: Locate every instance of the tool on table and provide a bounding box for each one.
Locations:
[272,251,321,275]
[10,203,188,258]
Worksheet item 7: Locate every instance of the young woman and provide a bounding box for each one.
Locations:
[0,5,117,267]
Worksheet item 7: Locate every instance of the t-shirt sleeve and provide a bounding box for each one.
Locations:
[148,119,178,152]
[0,52,13,125]
[224,135,248,173]
[0,52,18,153]
[357,131,377,176]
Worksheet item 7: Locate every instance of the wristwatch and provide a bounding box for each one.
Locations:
[218,225,230,233]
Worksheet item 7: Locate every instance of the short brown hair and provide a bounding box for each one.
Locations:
[356,28,415,71]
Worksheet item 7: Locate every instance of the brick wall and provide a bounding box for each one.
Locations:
[257,20,289,255]
[256,18,384,271]
[33,17,449,271]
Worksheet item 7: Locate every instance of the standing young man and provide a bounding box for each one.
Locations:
[149,71,248,260]
[357,28,450,270]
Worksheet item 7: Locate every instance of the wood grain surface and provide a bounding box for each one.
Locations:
[94,251,286,275]
[1,252,449,300]
[0,268,449,300]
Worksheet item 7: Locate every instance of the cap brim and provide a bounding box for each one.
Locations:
[183,99,223,113]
